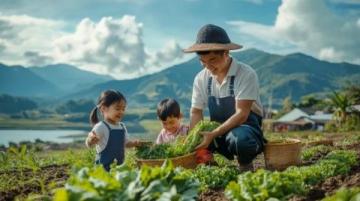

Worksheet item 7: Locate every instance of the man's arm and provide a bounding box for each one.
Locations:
[195,100,254,149]
[190,107,204,129]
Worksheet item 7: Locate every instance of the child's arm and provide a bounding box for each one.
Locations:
[85,131,99,147]
[125,140,140,148]
[122,123,142,147]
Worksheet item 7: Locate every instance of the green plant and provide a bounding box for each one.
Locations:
[53,160,200,201]
[225,150,358,201]
[192,165,240,191]
[322,187,360,201]
[135,121,220,159]
[183,121,220,153]
[225,169,306,201]
[301,145,332,161]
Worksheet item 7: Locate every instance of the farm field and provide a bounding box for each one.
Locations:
[0,131,359,201]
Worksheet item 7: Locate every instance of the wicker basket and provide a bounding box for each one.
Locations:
[136,152,198,169]
[264,138,302,171]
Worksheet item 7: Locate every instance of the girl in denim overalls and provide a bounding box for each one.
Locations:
[85,90,142,171]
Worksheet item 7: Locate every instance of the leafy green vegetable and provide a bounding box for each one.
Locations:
[322,187,360,201]
[225,169,306,201]
[53,160,200,201]
[191,165,240,191]
[136,121,220,159]
[183,121,220,153]
[301,145,332,161]
[225,150,359,201]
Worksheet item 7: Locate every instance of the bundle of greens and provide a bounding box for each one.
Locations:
[136,120,220,159]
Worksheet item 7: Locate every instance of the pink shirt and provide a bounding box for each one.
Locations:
[156,124,189,144]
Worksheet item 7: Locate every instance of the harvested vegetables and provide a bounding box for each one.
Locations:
[136,120,220,159]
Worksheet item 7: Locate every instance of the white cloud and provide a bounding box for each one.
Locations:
[228,0,360,64]
[53,16,147,77]
[24,51,53,66]
[53,16,184,79]
[227,21,289,48]
[147,40,184,69]
[0,14,184,79]
[0,14,65,66]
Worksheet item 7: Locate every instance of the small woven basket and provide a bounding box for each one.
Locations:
[264,138,302,171]
[136,152,198,169]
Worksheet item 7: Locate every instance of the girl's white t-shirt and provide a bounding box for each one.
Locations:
[88,121,128,153]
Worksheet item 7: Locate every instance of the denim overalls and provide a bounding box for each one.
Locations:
[95,121,126,171]
[207,76,266,164]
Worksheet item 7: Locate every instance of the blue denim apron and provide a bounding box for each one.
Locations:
[95,121,126,171]
[207,76,266,164]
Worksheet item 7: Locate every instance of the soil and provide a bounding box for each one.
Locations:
[289,163,360,201]
[301,149,331,166]
[290,143,360,201]
[198,188,228,201]
[198,143,360,201]
[0,164,69,201]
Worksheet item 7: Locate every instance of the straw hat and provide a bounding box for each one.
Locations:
[183,24,242,53]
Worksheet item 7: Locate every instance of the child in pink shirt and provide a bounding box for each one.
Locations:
[155,98,189,144]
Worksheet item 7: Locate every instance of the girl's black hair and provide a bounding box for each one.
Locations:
[89,89,126,126]
[157,98,181,121]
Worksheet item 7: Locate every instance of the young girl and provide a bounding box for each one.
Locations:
[85,89,141,171]
[155,98,189,144]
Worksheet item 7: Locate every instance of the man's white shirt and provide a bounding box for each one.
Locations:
[191,57,263,116]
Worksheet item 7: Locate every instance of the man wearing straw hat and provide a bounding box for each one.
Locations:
[184,24,266,171]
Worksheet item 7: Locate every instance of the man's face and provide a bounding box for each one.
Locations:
[198,51,228,75]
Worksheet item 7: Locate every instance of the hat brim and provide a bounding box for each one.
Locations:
[183,43,242,53]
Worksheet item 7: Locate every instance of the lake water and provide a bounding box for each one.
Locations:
[0,130,87,146]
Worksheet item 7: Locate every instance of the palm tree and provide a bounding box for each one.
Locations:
[329,91,352,125]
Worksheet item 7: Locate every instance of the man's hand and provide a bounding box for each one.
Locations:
[195,131,215,150]
[87,131,99,145]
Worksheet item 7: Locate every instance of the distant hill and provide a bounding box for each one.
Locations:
[1,49,359,110]
[0,63,62,97]
[64,58,201,110]
[246,50,360,105]
[0,63,112,98]
[66,49,360,110]
[29,64,113,91]
[0,94,38,114]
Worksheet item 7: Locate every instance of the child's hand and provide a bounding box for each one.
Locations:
[87,131,99,145]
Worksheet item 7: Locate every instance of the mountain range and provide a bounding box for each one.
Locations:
[1,49,359,109]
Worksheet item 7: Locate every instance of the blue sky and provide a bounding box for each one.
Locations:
[0,0,359,79]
